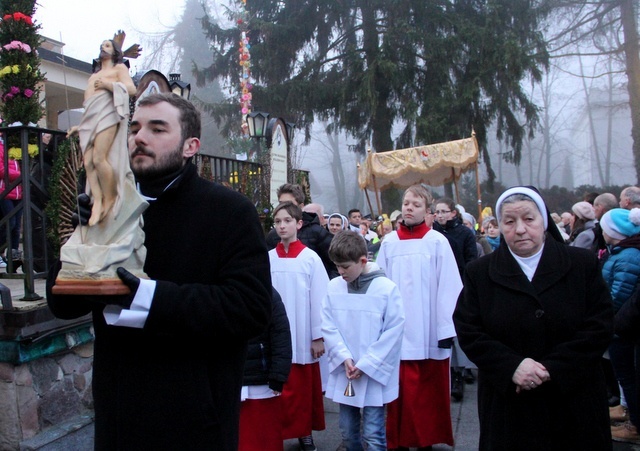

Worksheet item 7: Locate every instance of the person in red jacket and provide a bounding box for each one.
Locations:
[0,139,22,270]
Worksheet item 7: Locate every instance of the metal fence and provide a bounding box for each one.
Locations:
[195,154,265,207]
[0,133,307,306]
[0,125,67,303]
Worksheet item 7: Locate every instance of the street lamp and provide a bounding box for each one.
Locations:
[169,73,191,99]
[285,122,295,144]
[246,111,270,139]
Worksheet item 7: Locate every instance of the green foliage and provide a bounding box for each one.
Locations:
[225,135,254,157]
[45,139,69,255]
[196,0,550,184]
[0,1,37,16]
[0,0,44,125]
[257,200,274,234]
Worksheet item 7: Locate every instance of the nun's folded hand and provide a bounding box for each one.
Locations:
[512,357,550,393]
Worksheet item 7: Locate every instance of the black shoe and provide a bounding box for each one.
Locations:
[451,370,464,401]
[298,435,317,451]
[7,249,22,274]
[463,368,476,384]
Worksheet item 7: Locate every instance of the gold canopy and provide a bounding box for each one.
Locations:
[357,135,479,191]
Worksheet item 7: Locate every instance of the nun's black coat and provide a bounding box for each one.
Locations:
[454,237,613,450]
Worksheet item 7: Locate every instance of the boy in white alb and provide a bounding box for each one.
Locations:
[269,201,328,451]
[376,184,463,450]
[322,231,404,451]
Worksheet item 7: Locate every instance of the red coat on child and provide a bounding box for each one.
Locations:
[0,142,22,200]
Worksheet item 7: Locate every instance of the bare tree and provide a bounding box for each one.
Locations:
[547,0,640,183]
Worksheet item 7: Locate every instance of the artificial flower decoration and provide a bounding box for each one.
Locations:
[0,1,45,125]
[2,40,31,52]
[3,12,33,25]
[8,143,37,160]
[237,1,252,135]
[2,85,34,102]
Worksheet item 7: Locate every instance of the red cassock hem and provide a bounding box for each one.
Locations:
[239,396,284,451]
[281,362,326,439]
[386,359,454,448]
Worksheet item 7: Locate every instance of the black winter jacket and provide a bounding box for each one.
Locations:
[433,216,478,276]
[242,288,292,391]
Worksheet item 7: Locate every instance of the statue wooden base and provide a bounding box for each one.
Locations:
[51,278,132,296]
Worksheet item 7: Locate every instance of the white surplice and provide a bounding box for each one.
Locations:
[376,229,462,361]
[322,276,404,408]
[269,247,329,364]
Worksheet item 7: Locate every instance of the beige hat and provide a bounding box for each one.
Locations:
[390,210,402,221]
[572,201,595,221]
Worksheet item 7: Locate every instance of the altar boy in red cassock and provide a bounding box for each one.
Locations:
[376,184,463,450]
[268,201,328,451]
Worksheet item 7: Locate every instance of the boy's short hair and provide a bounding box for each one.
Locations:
[404,184,433,205]
[329,230,367,263]
[276,183,305,205]
[273,201,302,222]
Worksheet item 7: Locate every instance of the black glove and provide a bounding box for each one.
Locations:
[105,267,141,309]
[117,267,140,295]
[71,193,92,227]
[438,337,454,349]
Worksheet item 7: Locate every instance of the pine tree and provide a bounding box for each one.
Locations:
[196,1,550,184]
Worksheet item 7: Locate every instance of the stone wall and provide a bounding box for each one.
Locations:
[0,343,94,451]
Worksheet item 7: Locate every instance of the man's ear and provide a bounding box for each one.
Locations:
[182,137,200,159]
[360,256,368,265]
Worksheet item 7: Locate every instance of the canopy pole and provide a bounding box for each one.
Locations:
[475,162,483,222]
[452,168,460,203]
[364,188,375,218]
[372,174,383,217]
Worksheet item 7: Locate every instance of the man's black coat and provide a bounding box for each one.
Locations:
[48,163,272,451]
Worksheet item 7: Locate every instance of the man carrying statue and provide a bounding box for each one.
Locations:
[48,33,272,449]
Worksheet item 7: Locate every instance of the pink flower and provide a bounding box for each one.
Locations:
[9,86,19,95]
[1,41,31,53]
[23,89,33,98]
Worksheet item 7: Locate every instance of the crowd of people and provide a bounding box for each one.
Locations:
[46,160,640,450]
[257,182,640,450]
[36,72,640,450]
